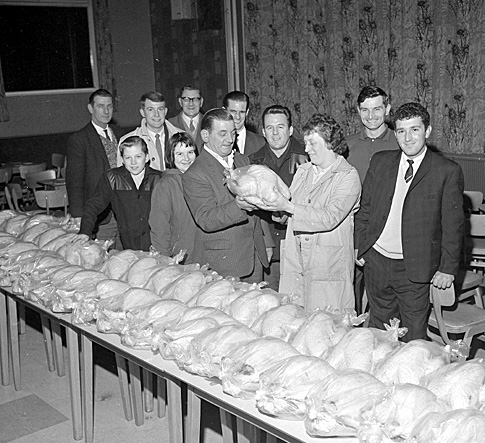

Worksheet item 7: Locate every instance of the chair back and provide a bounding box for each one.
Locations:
[5,184,23,212]
[51,153,66,177]
[464,190,484,213]
[24,169,57,191]
[469,213,485,236]
[19,162,46,179]
[34,188,69,215]
[0,166,13,183]
[429,285,456,347]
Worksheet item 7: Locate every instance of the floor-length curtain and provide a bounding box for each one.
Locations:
[244,0,485,154]
[0,58,9,122]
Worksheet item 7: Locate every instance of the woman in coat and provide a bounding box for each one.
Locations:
[262,114,361,311]
[149,132,198,262]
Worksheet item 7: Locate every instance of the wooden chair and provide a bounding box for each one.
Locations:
[51,153,66,178]
[34,188,69,216]
[463,190,484,213]
[428,285,485,358]
[4,184,23,212]
[465,214,485,272]
[0,167,12,209]
[19,162,46,180]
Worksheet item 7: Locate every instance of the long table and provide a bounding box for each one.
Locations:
[2,288,359,443]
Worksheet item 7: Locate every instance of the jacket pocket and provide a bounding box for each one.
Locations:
[204,238,230,250]
[308,244,347,281]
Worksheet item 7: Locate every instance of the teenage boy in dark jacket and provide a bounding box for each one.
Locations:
[79,136,162,251]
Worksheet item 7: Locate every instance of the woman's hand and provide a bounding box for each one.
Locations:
[261,188,294,214]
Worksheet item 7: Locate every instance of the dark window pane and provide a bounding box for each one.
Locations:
[0,5,94,92]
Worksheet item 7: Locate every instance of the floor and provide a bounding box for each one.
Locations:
[0,309,226,443]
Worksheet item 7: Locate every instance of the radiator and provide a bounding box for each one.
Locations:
[442,153,485,194]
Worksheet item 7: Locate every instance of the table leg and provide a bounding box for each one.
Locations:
[220,410,234,443]
[266,432,278,443]
[18,304,26,335]
[128,360,144,426]
[0,291,9,386]
[236,417,260,443]
[40,315,55,372]
[143,368,154,413]
[6,296,21,391]
[157,376,166,418]
[115,354,133,421]
[81,333,94,443]
[51,320,65,377]
[166,378,183,443]
[66,327,83,441]
[186,386,201,443]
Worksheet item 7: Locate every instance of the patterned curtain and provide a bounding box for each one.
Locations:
[0,57,9,122]
[244,0,485,154]
[92,0,117,108]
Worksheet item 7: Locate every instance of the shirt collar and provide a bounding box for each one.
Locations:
[401,146,427,170]
[204,145,234,168]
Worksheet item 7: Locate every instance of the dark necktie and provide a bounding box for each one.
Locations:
[404,159,414,183]
[189,119,195,134]
[104,128,110,141]
[233,132,239,153]
[155,134,164,170]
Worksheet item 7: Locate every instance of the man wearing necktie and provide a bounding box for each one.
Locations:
[168,85,204,152]
[355,102,465,341]
[118,91,182,171]
[66,89,124,244]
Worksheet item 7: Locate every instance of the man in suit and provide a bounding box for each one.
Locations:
[355,102,465,342]
[249,105,307,290]
[168,85,204,151]
[182,108,271,281]
[66,88,124,242]
[222,91,265,156]
[118,91,182,171]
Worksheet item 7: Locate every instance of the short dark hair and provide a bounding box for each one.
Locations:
[223,91,249,108]
[393,102,430,129]
[165,132,198,169]
[201,108,233,132]
[89,89,113,105]
[179,84,201,97]
[139,92,165,108]
[119,136,148,157]
[357,86,389,107]
[302,114,348,157]
[262,105,292,128]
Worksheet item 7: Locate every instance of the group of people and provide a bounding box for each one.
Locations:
[66,84,465,343]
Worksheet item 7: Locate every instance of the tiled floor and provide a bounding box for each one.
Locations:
[0,309,225,443]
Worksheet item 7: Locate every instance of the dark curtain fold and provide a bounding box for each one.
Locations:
[92,0,117,109]
[244,0,485,154]
[0,57,10,122]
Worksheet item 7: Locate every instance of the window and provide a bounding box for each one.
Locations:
[0,0,97,94]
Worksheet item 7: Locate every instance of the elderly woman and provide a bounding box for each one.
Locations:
[149,132,198,262]
[263,114,361,311]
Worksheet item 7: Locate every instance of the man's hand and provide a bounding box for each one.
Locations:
[235,196,258,211]
[272,212,288,225]
[266,247,274,262]
[431,271,454,289]
[355,249,365,266]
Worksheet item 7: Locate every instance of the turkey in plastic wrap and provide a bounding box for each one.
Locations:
[159,270,207,303]
[96,288,162,334]
[255,355,335,420]
[57,236,109,269]
[100,249,146,280]
[182,324,259,377]
[226,288,282,327]
[186,279,236,309]
[73,278,131,325]
[144,264,186,295]
[3,214,31,236]
[220,337,300,399]
[419,358,485,410]
[0,249,51,287]
[34,227,67,248]
[0,209,18,228]
[326,320,405,373]
[120,299,188,349]
[42,232,79,252]
[373,339,451,385]
[291,309,353,358]
[20,222,52,243]
[21,214,60,231]
[358,383,445,443]
[304,369,388,438]
[251,304,307,341]
[122,257,166,287]
[409,408,485,443]
[0,240,39,266]
[224,164,291,209]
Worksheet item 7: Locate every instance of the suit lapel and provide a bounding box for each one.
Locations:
[87,123,110,169]
[408,149,431,192]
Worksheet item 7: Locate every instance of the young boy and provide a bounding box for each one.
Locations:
[79,136,163,251]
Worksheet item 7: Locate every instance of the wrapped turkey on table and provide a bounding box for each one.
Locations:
[224,164,290,208]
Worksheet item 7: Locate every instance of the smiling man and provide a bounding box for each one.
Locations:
[182,108,270,281]
[355,102,465,342]
[118,91,182,171]
[346,86,399,182]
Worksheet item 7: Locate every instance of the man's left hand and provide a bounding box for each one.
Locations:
[235,196,258,211]
[431,271,454,289]
[266,247,274,262]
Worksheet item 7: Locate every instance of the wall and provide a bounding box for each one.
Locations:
[0,0,155,140]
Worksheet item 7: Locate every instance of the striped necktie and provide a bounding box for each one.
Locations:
[404,159,414,183]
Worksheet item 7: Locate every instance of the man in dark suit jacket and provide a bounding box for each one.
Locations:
[66,89,124,242]
[355,102,465,341]
[182,108,270,281]
[223,91,265,157]
[168,85,204,151]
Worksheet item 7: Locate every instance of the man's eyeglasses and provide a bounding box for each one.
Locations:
[181,97,201,104]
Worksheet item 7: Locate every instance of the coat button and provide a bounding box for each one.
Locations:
[308,199,311,203]
[305,237,309,241]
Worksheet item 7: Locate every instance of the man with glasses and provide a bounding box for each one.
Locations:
[118,91,182,171]
[222,91,265,156]
[169,84,204,151]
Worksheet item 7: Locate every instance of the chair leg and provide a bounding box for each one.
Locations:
[51,321,65,377]
[143,369,154,413]
[7,296,21,390]
[40,315,55,372]
[166,378,183,443]
[115,354,133,421]
[128,361,144,426]
[186,386,201,443]
[220,410,234,443]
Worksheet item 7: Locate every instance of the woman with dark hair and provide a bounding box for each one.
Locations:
[149,132,198,261]
[262,114,361,311]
